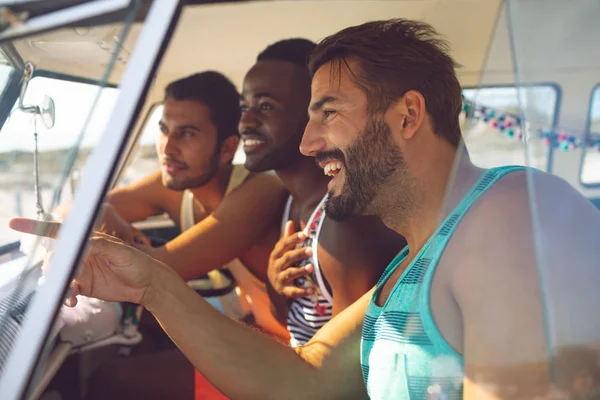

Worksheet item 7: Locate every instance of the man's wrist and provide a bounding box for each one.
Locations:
[141,261,178,311]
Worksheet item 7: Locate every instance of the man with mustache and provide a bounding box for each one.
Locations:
[86,39,400,399]
[98,72,290,337]
[240,38,403,347]
[80,71,290,399]
[15,18,600,400]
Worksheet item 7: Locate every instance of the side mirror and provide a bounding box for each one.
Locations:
[40,95,55,129]
[17,62,56,129]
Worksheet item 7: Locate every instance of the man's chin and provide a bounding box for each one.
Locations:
[244,155,275,173]
[163,177,186,191]
[324,192,356,221]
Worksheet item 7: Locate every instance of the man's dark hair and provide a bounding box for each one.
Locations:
[309,19,462,147]
[164,71,241,144]
[257,38,316,68]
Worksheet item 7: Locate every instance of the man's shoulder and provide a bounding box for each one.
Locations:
[465,167,591,229]
[450,167,599,279]
[214,167,286,216]
[229,166,282,191]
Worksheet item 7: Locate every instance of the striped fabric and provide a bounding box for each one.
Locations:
[361,166,526,399]
[286,195,333,347]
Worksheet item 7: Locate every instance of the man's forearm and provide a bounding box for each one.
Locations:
[144,268,321,399]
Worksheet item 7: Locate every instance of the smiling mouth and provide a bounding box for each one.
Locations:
[323,160,343,177]
[242,137,267,153]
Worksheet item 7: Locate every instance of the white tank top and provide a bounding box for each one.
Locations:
[282,195,333,347]
[180,165,288,339]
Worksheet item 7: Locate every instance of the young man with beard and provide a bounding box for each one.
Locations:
[240,38,404,347]
[80,39,400,399]
[79,71,289,399]
[98,72,290,337]
[14,19,600,400]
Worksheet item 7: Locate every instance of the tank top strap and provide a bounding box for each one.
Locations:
[281,195,294,236]
[309,195,332,303]
[179,189,196,232]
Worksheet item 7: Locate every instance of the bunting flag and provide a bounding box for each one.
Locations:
[461,97,600,152]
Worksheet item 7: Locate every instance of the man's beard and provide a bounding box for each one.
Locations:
[163,148,221,191]
[322,118,407,221]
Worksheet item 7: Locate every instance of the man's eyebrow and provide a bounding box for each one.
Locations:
[176,124,201,131]
[309,96,338,112]
[240,92,276,100]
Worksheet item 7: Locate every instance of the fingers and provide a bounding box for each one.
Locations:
[276,247,312,272]
[282,285,314,299]
[280,264,313,284]
[275,264,314,299]
[9,218,62,239]
[284,220,296,237]
[271,231,307,260]
[64,281,81,307]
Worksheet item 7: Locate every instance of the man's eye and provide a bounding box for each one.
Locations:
[181,131,193,137]
[324,109,336,117]
[239,104,249,112]
[260,102,274,111]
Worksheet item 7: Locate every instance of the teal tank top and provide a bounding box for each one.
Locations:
[361,166,526,399]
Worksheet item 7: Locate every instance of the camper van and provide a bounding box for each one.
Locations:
[0,0,598,399]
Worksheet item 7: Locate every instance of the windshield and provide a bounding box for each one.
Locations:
[0,77,119,245]
[0,7,141,391]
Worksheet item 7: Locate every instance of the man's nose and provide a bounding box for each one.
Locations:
[161,134,180,157]
[300,118,327,157]
[239,108,260,132]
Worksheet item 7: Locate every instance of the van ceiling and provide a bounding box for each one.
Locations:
[12,0,503,93]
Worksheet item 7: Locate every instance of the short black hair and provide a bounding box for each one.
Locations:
[164,71,240,143]
[257,38,316,68]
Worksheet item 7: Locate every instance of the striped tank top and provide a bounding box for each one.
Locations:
[284,195,333,347]
[361,166,525,399]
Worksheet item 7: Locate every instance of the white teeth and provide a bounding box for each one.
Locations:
[244,139,264,146]
[323,161,343,176]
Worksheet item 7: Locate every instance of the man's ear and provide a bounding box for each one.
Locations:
[219,135,239,163]
[386,90,426,141]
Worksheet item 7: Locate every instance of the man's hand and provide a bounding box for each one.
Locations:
[98,203,151,246]
[267,221,314,299]
[8,217,171,308]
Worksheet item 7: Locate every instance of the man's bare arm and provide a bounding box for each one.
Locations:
[149,172,287,281]
[454,171,600,399]
[107,170,166,222]
[148,269,371,399]
[8,217,369,400]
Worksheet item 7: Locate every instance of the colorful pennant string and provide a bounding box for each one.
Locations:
[461,98,600,152]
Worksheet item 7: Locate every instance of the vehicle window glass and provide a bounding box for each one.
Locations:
[462,85,558,171]
[0,76,118,246]
[0,12,136,389]
[581,86,600,185]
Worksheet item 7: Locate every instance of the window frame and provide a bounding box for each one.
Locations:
[579,83,600,189]
[461,82,562,172]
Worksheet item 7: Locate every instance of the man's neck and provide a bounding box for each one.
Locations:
[276,157,328,213]
[385,144,482,255]
[188,163,234,212]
